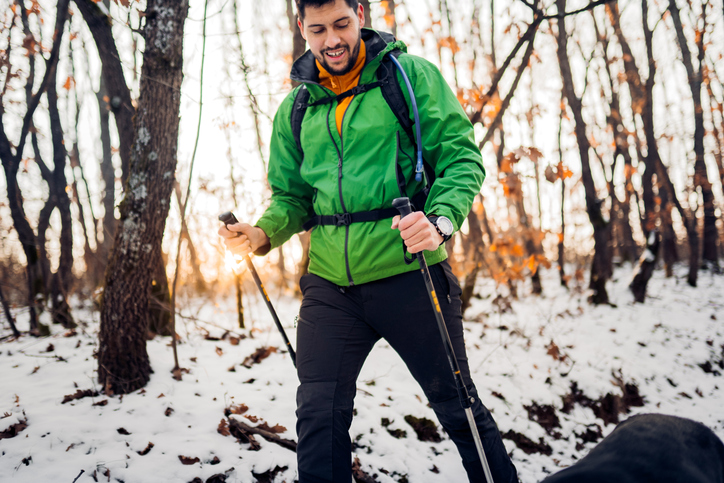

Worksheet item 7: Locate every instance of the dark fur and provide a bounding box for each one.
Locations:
[542,414,724,483]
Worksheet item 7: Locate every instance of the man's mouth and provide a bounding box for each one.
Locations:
[325,48,346,60]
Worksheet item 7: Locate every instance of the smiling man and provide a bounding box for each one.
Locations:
[218,0,519,482]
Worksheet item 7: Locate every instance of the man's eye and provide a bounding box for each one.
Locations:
[312,29,324,34]
[336,23,349,29]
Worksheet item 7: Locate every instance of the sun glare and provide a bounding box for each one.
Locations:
[223,250,247,275]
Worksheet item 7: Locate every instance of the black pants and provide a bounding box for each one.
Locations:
[296,260,518,483]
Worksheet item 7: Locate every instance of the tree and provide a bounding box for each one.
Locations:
[556,0,612,304]
[98,0,190,395]
[0,0,72,335]
[668,0,720,271]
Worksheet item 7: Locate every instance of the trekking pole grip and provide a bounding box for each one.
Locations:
[392,197,414,219]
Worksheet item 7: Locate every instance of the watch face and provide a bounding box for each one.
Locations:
[437,216,454,236]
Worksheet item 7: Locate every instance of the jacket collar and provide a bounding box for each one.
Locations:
[290,29,405,100]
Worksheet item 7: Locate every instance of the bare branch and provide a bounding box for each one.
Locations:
[544,0,615,20]
[15,0,71,163]
[478,24,538,149]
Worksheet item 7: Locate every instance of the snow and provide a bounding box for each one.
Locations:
[0,414,22,433]
[1,265,723,482]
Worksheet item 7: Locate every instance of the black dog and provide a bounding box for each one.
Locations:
[541,414,724,483]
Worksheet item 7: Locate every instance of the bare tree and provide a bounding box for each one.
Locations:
[98,0,190,395]
[608,0,696,287]
[0,0,71,335]
[556,0,612,304]
[668,0,720,271]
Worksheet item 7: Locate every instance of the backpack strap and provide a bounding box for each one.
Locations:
[291,85,310,153]
[308,80,386,107]
[379,51,415,148]
[301,189,429,231]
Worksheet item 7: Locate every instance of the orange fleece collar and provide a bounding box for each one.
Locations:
[316,40,367,95]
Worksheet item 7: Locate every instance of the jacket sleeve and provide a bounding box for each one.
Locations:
[254,90,315,251]
[399,55,485,232]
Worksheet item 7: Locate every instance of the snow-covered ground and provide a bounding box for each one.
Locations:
[1,265,723,482]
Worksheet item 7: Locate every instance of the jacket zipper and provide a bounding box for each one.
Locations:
[326,103,355,286]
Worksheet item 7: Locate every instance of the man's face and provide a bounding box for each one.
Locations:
[298,0,365,76]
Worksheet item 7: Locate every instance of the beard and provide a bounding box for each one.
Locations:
[316,32,362,76]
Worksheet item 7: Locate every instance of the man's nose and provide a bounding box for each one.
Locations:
[325,30,342,49]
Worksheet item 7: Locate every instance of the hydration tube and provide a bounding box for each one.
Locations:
[388,55,425,184]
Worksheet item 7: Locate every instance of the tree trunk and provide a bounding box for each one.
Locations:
[629,229,660,303]
[98,0,189,395]
[0,285,21,338]
[235,274,245,329]
[383,0,397,37]
[69,144,98,286]
[360,0,372,29]
[148,249,172,337]
[609,0,698,285]
[668,0,719,270]
[659,188,678,277]
[97,74,116,270]
[593,12,638,263]
[285,0,306,69]
[47,75,75,328]
[461,209,484,314]
[73,0,135,184]
[556,0,611,304]
[173,182,206,292]
[0,0,71,336]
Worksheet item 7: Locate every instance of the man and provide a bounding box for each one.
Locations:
[218,1,518,481]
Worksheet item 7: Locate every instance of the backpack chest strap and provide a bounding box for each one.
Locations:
[301,190,428,232]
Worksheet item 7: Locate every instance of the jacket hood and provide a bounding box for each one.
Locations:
[290,28,404,85]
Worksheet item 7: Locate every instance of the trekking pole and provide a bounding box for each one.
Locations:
[219,211,297,368]
[392,197,494,483]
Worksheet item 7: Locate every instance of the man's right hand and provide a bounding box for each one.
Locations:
[218,222,269,257]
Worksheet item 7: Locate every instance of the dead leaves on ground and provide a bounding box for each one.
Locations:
[138,442,154,456]
[179,455,200,465]
[0,415,27,440]
[403,415,441,443]
[242,346,277,368]
[61,389,100,404]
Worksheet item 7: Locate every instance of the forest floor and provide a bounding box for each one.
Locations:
[1,265,723,483]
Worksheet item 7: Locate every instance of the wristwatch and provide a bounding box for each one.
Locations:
[428,215,454,244]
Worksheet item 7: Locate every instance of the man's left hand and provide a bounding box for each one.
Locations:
[391,211,443,253]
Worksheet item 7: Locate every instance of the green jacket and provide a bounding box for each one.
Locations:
[255,29,484,286]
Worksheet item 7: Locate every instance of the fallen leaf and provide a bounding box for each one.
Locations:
[217,419,231,436]
[227,404,248,415]
[137,442,154,456]
[179,455,200,465]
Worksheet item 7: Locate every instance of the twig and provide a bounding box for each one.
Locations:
[543,0,614,19]
[170,0,209,374]
[227,417,297,452]
[72,469,85,483]
[478,22,539,149]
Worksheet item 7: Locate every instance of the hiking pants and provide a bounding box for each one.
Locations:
[295,260,518,483]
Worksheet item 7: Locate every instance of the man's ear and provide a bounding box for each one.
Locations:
[297,17,307,40]
[358,4,365,28]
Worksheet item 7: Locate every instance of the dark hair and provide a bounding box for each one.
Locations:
[295,0,359,21]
